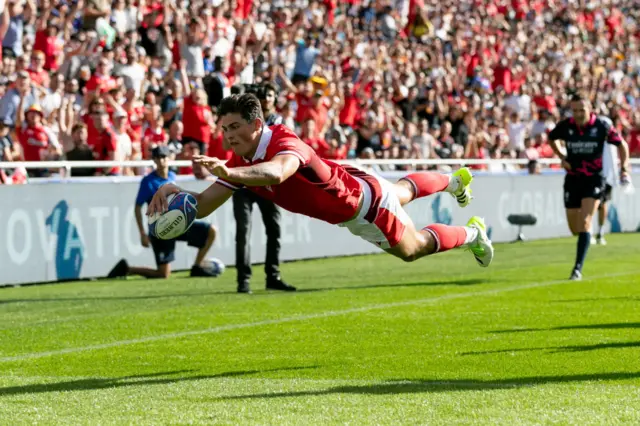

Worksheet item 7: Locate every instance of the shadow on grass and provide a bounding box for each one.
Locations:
[550,296,640,303]
[490,322,640,334]
[0,366,318,397]
[0,291,237,304]
[460,340,640,355]
[219,371,640,399]
[0,278,487,303]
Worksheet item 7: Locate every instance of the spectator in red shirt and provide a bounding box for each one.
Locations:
[85,59,116,98]
[83,98,106,156]
[177,140,200,176]
[93,110,119,176]
[16,103,60,177]
[123,88,145,155]
[33,6,63,72]
[28,51,50,89]
[339,82,361,128]
[296,90,330,137]
[629,112,640,158]
[207,123,231,161]
[180,63,213,154]
[492,58,512,94]
[142,114,168,158]
[322,132,348,160]
[300,118,327,154]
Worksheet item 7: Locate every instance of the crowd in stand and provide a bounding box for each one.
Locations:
[0,0,639,183]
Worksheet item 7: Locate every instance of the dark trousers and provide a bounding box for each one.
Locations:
[232,189,281,284]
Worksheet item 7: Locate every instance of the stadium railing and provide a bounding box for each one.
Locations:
[3,158,640,169]
[0,158,639,181]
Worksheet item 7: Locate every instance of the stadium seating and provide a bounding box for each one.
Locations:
[0,0,638,181]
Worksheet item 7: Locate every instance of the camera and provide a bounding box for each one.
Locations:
[243,83,268,100]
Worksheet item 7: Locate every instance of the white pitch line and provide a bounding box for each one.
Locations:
[0,270,635,363]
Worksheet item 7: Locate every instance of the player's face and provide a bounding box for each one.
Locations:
[26,111,41,126]
[219,113,262,157]
[154,156,168,171]
[260,90,276,111]
[571,100,591,125]
[74,128,87,143]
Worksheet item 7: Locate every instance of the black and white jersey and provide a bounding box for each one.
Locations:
[264,113,283,126]
[548,113,622,178]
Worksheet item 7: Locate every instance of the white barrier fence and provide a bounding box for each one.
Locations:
[2,158,640,173]
[0,158,566,170]
[0,172,639,286]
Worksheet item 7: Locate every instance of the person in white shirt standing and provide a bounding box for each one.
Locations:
[594,142,618,245]
[113,109,133,175]
[506,111,529,156]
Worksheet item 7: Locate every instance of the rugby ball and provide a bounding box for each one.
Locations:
[148,192,198,240]
[201,258,225,277]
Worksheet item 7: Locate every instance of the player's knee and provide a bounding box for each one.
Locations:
[580,221,591,233]
[396,246,419,262]
[208,225,217,240]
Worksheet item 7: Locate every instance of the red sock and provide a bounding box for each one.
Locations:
[423,224,467,253]
[402,172,449,200]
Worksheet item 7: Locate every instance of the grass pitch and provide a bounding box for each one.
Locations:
[1,234,640,425]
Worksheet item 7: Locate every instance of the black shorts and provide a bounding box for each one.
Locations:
[563,175,606,209]
[601,184,613,202]
[150,221,210,265]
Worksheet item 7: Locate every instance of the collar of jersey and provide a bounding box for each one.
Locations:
[569,113,596,131]
[249,126,273,162]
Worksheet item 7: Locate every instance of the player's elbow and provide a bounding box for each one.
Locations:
[618,139,629,153]
[271,173,287,185]
[265,167,287,185]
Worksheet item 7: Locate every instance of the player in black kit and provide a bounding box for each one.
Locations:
[548,93,631,281]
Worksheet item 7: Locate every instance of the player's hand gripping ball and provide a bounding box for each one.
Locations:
[148,192,198,240]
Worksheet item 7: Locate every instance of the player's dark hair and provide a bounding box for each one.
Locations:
[218,93,264,123]
[570,92,589,103]
[71,123,87,134]
[262,82,277,96]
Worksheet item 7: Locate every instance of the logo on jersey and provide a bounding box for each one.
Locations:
[589,128,598,137]
[568,129,574,136]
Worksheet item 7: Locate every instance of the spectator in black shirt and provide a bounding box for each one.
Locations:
[449,104,469,147]
[397,86,419,122]
[231,82,293,294]
[65,123,95,177]
[161,79,184,130]
[0,119,14,162]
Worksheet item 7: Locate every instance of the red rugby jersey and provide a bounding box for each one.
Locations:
[216,125,363,224]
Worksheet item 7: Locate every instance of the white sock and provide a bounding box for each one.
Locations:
[445,175,459,193]
[463,226,479,245]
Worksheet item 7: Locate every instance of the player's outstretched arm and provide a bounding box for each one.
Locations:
[194,183,233,218]
[194,154,300,187]
[146,182,232,219]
